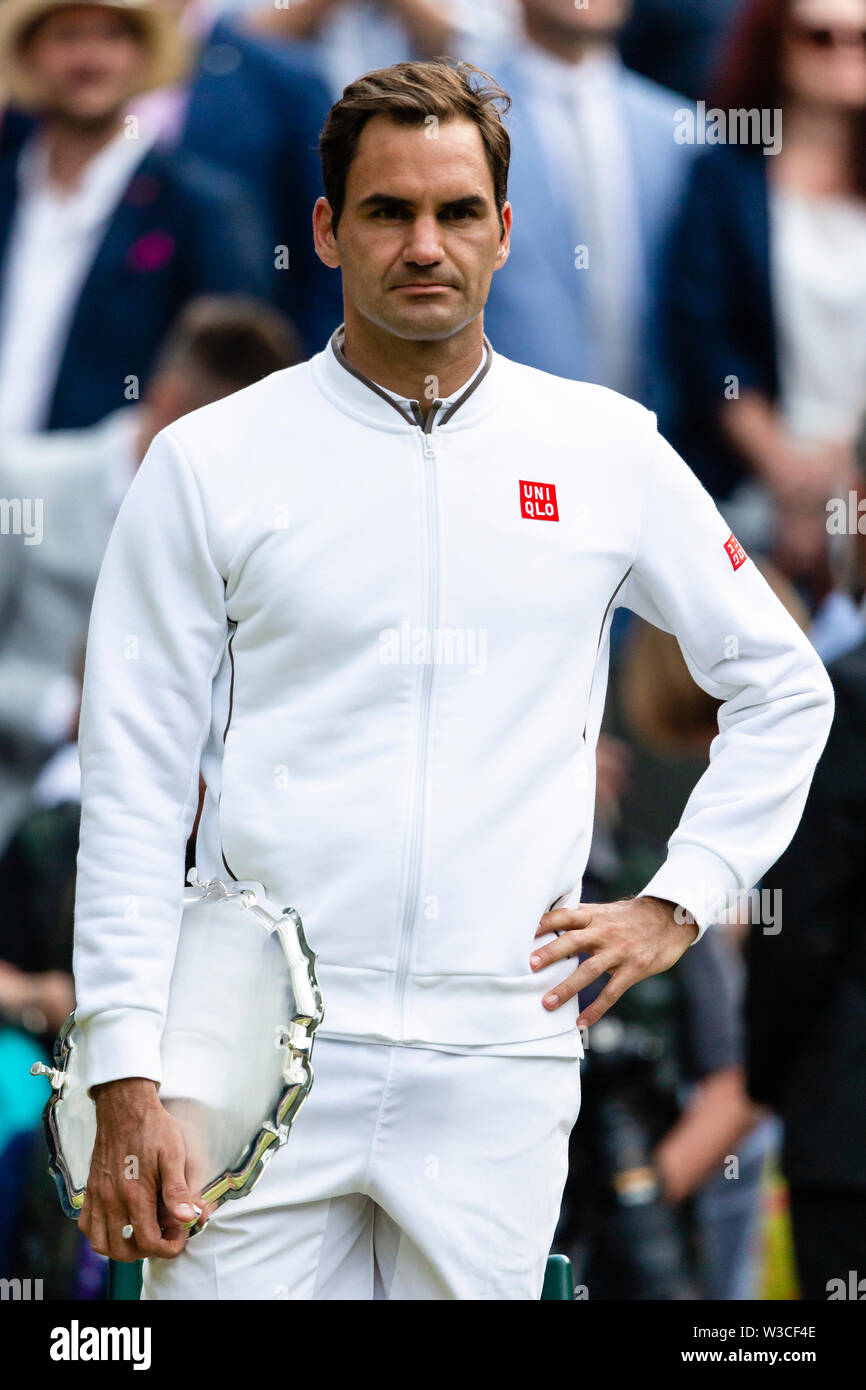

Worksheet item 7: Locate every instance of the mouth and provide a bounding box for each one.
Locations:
[392,284,454,294]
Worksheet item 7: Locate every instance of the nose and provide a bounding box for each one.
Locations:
[402,214,445,268]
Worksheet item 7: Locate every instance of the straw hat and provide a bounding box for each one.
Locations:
[0,0,191,109]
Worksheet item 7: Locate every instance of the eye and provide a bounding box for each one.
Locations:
[444,207,477,219]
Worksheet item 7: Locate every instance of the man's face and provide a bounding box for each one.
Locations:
[317,114,511,343]
[520,0,631,41]
[21,6,146,124]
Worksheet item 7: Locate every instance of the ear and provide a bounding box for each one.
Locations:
[313,196,341,269]
[493,201,512,271]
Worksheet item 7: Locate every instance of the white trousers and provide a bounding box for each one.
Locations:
[141,1037,581,1300]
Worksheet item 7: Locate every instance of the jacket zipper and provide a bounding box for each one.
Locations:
[219,620,239,881]
[394,403,442,1035]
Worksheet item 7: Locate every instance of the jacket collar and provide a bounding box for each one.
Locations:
[311,321,499,433]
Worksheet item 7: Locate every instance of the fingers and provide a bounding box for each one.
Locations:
[540,952,616,1010]
[535,904,595,938]
[81,1195,111,1260]
[157,1138,197,1252]
[103,1196,141,1264]
[82,1165,186,1262]
[111,1231,145,1263]
[530,927,595,970]
[101,1174,162,1264]
[82,1165,130,1263]
[158,1194,209,1239]
[575,973,631,1029]
[80,1088,196,1263]
[82,1197,136,1263]
[127,1178,180,1258]
[156,1199,194,1244]
[79,1189,92,1239]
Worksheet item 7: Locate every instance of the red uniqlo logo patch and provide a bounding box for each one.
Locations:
[519,480,559,521]
[724,533,748,570]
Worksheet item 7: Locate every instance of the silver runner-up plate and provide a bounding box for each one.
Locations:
[31,873,324,1235]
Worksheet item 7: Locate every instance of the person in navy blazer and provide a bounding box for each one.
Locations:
[0,2,344,366]
[0,0,274,433]
[166,6,343,356]
[660,144,778,501]
[0,104,32,159]
[0,144,274,431]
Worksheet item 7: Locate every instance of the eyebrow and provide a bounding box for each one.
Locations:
[357,193,489,214]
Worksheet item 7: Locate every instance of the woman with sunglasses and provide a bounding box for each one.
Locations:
[662,0,866,619]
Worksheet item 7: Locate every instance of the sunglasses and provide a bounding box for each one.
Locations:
[790,21,866,49]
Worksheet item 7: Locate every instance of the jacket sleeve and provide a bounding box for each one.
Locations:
[620,413,835,940]
[72,427,228,1090]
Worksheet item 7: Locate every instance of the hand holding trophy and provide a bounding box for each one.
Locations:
[31,873,324,1258]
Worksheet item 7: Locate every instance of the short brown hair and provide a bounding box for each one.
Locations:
[319,58,512,236]
[153,295,303,399]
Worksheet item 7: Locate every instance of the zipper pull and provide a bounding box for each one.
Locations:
[423,432,435,458]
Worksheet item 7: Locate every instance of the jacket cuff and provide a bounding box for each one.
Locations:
[81,1008,164,1094]
[638,844,739,943]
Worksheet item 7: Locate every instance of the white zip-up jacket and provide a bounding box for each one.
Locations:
[73,327,835,1089]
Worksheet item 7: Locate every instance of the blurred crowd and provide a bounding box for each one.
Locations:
[0,0,864,1301]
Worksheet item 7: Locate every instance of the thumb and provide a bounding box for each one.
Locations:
[158,1144,197,1225]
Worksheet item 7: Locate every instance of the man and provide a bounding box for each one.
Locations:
[0,0,270,432]
[72,59,833,1300]
[479,0,696,407]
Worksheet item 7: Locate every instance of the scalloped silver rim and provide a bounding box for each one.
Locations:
[39,883,324,1232]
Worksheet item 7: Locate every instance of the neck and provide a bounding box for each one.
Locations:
[773,102,859,194]
[523,14,615,64]
[340,309,485,419]
[134,404,157,464]
[40,112,125,191]
[786,100,856,149]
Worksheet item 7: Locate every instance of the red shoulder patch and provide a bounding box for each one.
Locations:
[724,533,747,571]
